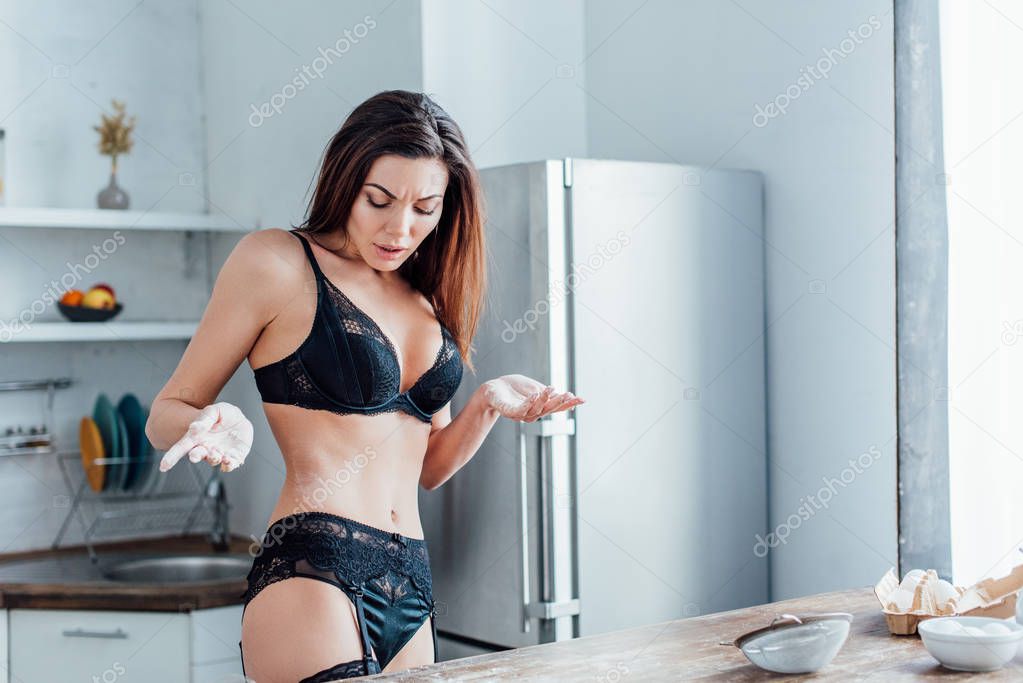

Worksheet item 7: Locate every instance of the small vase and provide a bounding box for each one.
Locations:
[97,171,129,210]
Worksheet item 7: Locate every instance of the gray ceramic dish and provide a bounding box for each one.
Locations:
[727,612,854,674]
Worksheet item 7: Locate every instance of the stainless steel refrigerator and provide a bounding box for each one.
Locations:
[421,158,768,657]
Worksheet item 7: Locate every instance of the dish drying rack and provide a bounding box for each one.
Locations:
[52,450,228,563]
[0,375,229,561]
[0,378,71,456]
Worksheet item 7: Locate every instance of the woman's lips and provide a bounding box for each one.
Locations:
[374,243,407,260]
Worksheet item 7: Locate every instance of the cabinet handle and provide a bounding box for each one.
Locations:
[62,627,128,639]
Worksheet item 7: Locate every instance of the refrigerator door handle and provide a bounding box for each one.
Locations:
[517,420,532,633]
[518,416,577,633]
[520,416,576,438]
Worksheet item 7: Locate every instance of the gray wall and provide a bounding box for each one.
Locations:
[0,1,898,602]
[199,0,594,543]
[0,0,210,552]
[421,0,589,167]
[0,0,206,211]
[583,0,897,598]
[197,0,427,537]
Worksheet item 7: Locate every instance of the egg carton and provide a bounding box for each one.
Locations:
[874,563,1023,635]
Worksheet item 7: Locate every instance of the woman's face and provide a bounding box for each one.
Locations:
[345,154,448,273]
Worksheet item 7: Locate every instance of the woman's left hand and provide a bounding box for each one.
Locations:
[481,374,584,422]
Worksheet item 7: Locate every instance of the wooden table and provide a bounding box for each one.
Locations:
[370,587,1023,680]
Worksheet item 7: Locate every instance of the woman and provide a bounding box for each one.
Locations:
[145,90,583,681]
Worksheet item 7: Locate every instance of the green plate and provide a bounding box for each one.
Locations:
[113,408,131,490]
[92,393,121,491]
[117,394,148,491]
[133,402,157,495]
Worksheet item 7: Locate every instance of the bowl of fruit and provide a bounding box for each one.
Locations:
[58,283,122,322]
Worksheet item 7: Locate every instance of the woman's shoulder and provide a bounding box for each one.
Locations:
[230,227,308,280]
[237,226,299,253]
[217,228,312,313]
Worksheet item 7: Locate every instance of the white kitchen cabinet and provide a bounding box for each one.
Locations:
[9,604,244,683]
[0,609,7,683]
[10,608,190,682]
[192,657,245,683]
[191,604,244,667]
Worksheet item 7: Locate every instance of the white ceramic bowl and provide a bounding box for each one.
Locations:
[918,616,1023,672]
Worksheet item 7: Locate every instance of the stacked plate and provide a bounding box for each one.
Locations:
[79,392,157,493]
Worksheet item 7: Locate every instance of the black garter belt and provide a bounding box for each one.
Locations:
[238,510,437,680]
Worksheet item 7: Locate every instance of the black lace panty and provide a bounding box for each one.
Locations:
[238,510,437,679]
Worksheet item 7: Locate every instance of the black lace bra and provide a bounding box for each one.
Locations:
[252,229,463,422]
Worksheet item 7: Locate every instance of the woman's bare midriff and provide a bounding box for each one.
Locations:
[259,401,432,539]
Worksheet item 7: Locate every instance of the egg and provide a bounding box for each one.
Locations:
[927,620,963,635]
[931,579,958,606]
[982,622,1012,635]
[887,587,914,611]
[899,569,925,592]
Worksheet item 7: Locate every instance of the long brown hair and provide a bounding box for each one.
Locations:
[293,90,486,372]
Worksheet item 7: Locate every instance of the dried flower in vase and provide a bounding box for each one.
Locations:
[93,100,136,209]
[93,99,136,174]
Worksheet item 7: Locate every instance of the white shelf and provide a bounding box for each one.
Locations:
[3,321,197,343]
[0,206,248,232]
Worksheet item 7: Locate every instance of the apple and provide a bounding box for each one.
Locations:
[81,288,116,309]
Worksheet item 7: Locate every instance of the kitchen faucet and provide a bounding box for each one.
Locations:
[204,474,230,551]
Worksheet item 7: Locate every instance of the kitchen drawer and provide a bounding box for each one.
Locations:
[0,609,7,683]
[10,608,189,683]
[191,604,243,664]
[192,657,244,683]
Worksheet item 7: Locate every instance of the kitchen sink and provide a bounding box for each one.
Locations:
[100,555,252,583]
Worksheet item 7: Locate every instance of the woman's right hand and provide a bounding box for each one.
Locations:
[159,402,254,473]
[481,374,584,422]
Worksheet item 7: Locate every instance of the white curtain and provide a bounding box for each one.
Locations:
[940,0,1023,585]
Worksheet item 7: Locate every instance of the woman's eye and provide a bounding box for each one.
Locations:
[367,197,434,216]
